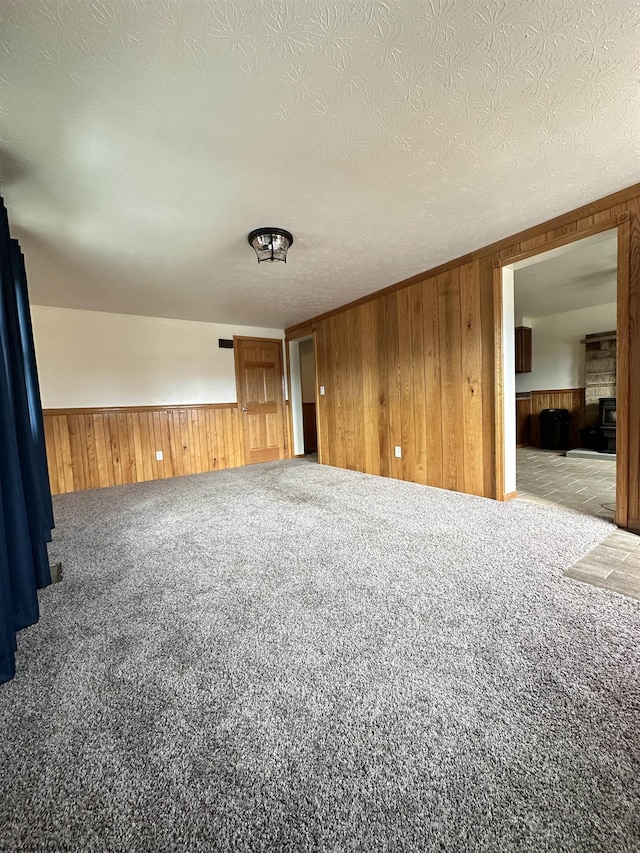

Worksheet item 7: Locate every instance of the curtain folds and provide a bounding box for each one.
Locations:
[0,195,54,684]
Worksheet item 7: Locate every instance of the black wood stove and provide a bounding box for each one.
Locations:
[599,397,616,453]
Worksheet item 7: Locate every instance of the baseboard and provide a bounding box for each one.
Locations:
[503,490,518,501]
[625,518,640,534]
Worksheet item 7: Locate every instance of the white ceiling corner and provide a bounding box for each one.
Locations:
[1,0,639,329]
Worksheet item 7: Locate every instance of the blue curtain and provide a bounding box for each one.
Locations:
[0,195,54,684]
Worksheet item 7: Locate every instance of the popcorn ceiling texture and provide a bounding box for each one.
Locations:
[0,459,638,852]
[1,1,639,328]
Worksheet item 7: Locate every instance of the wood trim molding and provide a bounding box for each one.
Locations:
[285,325,315,342]
[311,331,323,465]
[284,340,295,459]
[616,216,631,528]
[43,403,236,416]
[492,264,504,501]
[286,183,640,335]
[233,335,284,344]
[529,387,585,396]
[503,491,518,501]
[494,218,619,267]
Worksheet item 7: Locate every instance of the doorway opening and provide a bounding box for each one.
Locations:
[499,227,620,524]
[288,334,319,461]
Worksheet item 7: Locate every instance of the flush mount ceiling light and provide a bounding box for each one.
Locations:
[247,227,294,263]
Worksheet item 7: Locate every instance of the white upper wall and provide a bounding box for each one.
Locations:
[515,302,617,393]
[32,306,284,408]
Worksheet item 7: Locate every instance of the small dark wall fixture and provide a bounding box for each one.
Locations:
[218,339,234,349]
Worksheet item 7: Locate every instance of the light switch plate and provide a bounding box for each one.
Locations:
[394,446,402,458]
[156,450,163,461]
[320,385,325,395]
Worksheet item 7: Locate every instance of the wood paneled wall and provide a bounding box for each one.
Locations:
[43,404,243,495]
[287,183,640,532]
[529,389,585,448]
[310,262,492,496]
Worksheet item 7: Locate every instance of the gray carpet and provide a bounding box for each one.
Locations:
[1,460,639,852]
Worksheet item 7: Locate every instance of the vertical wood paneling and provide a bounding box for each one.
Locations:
[292,188,640,522]
[423,276,443,490]
[337,312,354,470]
[361,300,381,476]
[409,282,427,485]
[529,389,585,448]
[438,268,464,492]
[397,287,416,483]
[57,417,73,492]
[459,260,485,496]
[479,255,496,498]
[374,297,390,479]
[43,415,58,493]
[43,404,244,495]
[349,307,364,473]
[385,292,402,480]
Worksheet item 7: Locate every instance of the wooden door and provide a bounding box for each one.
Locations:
[234,337,286,464]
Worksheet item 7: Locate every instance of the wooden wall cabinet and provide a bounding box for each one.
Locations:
[515,326,532,373]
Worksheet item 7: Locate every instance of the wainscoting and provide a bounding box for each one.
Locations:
[43,404,244,495]
[528,388,585,448]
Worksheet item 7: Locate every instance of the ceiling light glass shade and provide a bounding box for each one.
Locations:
[248,227,294,263]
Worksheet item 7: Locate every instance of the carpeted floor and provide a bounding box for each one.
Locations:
[1,460,639,852]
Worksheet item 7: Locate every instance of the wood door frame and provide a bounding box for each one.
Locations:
[233,336,287,466]
[285,330,322,464]
[492,214,630,529]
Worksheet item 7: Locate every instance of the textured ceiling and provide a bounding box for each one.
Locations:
[1,1,639,329]
[513,229,617,319]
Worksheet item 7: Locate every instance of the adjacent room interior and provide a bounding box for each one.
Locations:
[288,334,319,460]
[1,2,639,852]
[507,229,618,521]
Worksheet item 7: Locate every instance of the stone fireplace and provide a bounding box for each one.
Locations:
[583,331,616,425]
